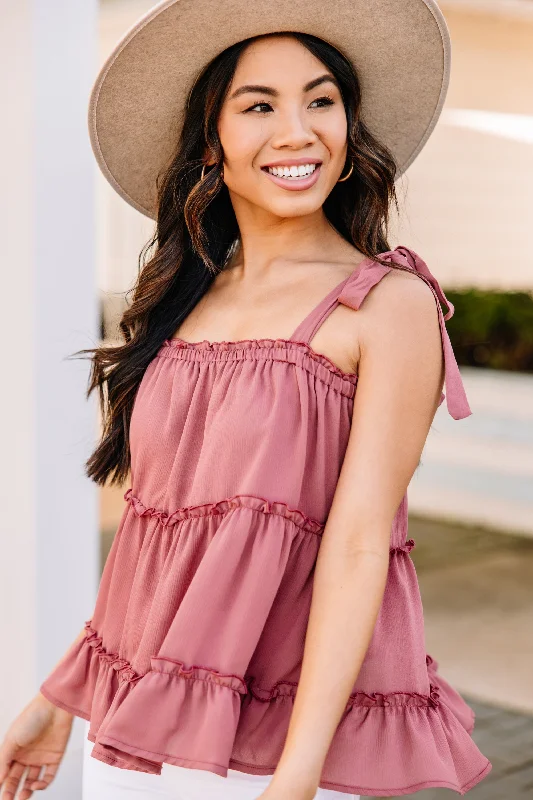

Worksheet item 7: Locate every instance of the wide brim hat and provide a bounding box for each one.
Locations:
[89,0,451,220]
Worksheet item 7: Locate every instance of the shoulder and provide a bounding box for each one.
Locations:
[359,261,440,330]
[355,261,443,372]
[336,248,445,374]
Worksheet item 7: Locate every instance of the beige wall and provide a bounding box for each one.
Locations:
[397,1,533,290]
[442,1,533,113]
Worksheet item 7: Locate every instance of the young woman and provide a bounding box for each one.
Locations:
[0,1,492,799]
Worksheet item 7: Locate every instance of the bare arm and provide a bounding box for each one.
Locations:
[0,626,88,796]
[265,271,445,799]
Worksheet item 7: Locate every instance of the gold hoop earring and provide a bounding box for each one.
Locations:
[201,163,221,183]
[199,162,222,195]
[337,160,354,183]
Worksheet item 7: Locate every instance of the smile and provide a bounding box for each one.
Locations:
[267,163,317,179]
[261,162,322,191]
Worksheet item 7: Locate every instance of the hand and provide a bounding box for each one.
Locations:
[0,692,74,799]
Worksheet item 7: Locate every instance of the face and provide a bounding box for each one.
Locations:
[214,35,349,220]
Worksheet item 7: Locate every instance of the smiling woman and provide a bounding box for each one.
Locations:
[222,68,343,191]
[208,39,352,215]
[179,30,396,274]
[0,2,492,800]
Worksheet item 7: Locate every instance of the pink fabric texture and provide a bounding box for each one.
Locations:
[40,246,491,796]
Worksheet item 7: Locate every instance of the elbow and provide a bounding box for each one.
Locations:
[337,538,391,570]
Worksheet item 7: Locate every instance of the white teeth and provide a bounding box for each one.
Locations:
[267,163,318,179]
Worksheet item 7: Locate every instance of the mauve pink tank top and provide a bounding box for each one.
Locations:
[40,246,492,795]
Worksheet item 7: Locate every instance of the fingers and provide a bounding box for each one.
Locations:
[27,762,59,792]
[0,760,59,800]
[17,763,42,800]
[0,736,17,784]
[0,759,27,800]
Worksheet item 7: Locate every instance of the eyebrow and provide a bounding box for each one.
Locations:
[228,73,339,100]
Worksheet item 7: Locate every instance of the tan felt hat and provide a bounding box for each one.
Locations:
[89,0,451,219]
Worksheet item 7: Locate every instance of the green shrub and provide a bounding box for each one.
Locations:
[444,288,533,373]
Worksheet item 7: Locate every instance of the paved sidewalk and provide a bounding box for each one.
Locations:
[408,514,533,716]
[408,366,533,538]
[365,697,533,799]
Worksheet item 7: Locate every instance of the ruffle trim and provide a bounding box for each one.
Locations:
[426,653,476,735]
[391,538,415,554]
[81,615,431,705]
[79,622,250,694]
[246,675,440,708]
[40,622,491,794]
[84,622,142,685]
[150,656,440,707]
[151,655,248,694]
[124,488,326,536]
[124,489,419,551]
[158,336,358,393]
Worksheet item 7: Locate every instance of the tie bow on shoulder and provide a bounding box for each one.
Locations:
[338,245,472,421]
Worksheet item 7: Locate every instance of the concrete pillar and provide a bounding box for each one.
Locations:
[0,1,99,797]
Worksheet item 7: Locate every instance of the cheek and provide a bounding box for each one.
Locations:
[317,111,348,161]
[218,114,266,173]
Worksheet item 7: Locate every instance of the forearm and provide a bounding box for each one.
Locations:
[271,538,389,795]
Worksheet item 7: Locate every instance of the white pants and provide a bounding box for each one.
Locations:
[82,720,359,800]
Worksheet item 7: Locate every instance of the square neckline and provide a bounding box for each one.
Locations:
[165,254,374,350]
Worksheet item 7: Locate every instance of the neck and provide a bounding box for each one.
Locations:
[224,199,350,283]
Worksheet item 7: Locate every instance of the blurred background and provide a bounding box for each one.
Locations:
[1,0,532,797]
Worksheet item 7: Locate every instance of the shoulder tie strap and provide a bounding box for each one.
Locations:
[338,246,472,420]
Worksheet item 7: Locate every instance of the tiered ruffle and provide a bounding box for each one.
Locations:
[40,596,491,795]
[39,488,490,795]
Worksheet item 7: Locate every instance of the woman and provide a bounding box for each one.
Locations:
[0,1,492,799]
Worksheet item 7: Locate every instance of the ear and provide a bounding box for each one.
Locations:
[202,147,217,167]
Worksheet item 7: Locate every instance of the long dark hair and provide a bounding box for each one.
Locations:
[75,31,401,487]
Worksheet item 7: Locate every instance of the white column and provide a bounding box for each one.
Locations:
[0,1,99,797]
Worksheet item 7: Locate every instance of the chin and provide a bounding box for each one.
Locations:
[261,196,325,219]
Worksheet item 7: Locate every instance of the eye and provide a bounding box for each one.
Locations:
[309,95,335,109]
[242,95,336,114]
[243,101,273,114]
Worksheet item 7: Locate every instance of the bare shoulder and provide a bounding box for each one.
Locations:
[355,264,443,379]
[360,265,439,335]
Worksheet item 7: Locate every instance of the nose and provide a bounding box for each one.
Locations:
[269,106,318,151]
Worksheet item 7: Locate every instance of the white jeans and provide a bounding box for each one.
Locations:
[82,721,359,800]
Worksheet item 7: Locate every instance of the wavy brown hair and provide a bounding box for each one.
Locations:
[74,31,402,487]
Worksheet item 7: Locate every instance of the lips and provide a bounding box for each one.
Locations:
[261,162,322,191]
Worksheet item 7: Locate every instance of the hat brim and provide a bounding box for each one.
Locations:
[89,0,450,219]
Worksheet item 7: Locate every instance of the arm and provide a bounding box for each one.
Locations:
[0,627,87,795]
[263,270,445,799]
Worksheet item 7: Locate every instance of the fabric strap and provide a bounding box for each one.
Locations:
[291,246,472,421]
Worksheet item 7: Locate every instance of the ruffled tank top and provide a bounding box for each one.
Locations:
[40,246,492,796]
